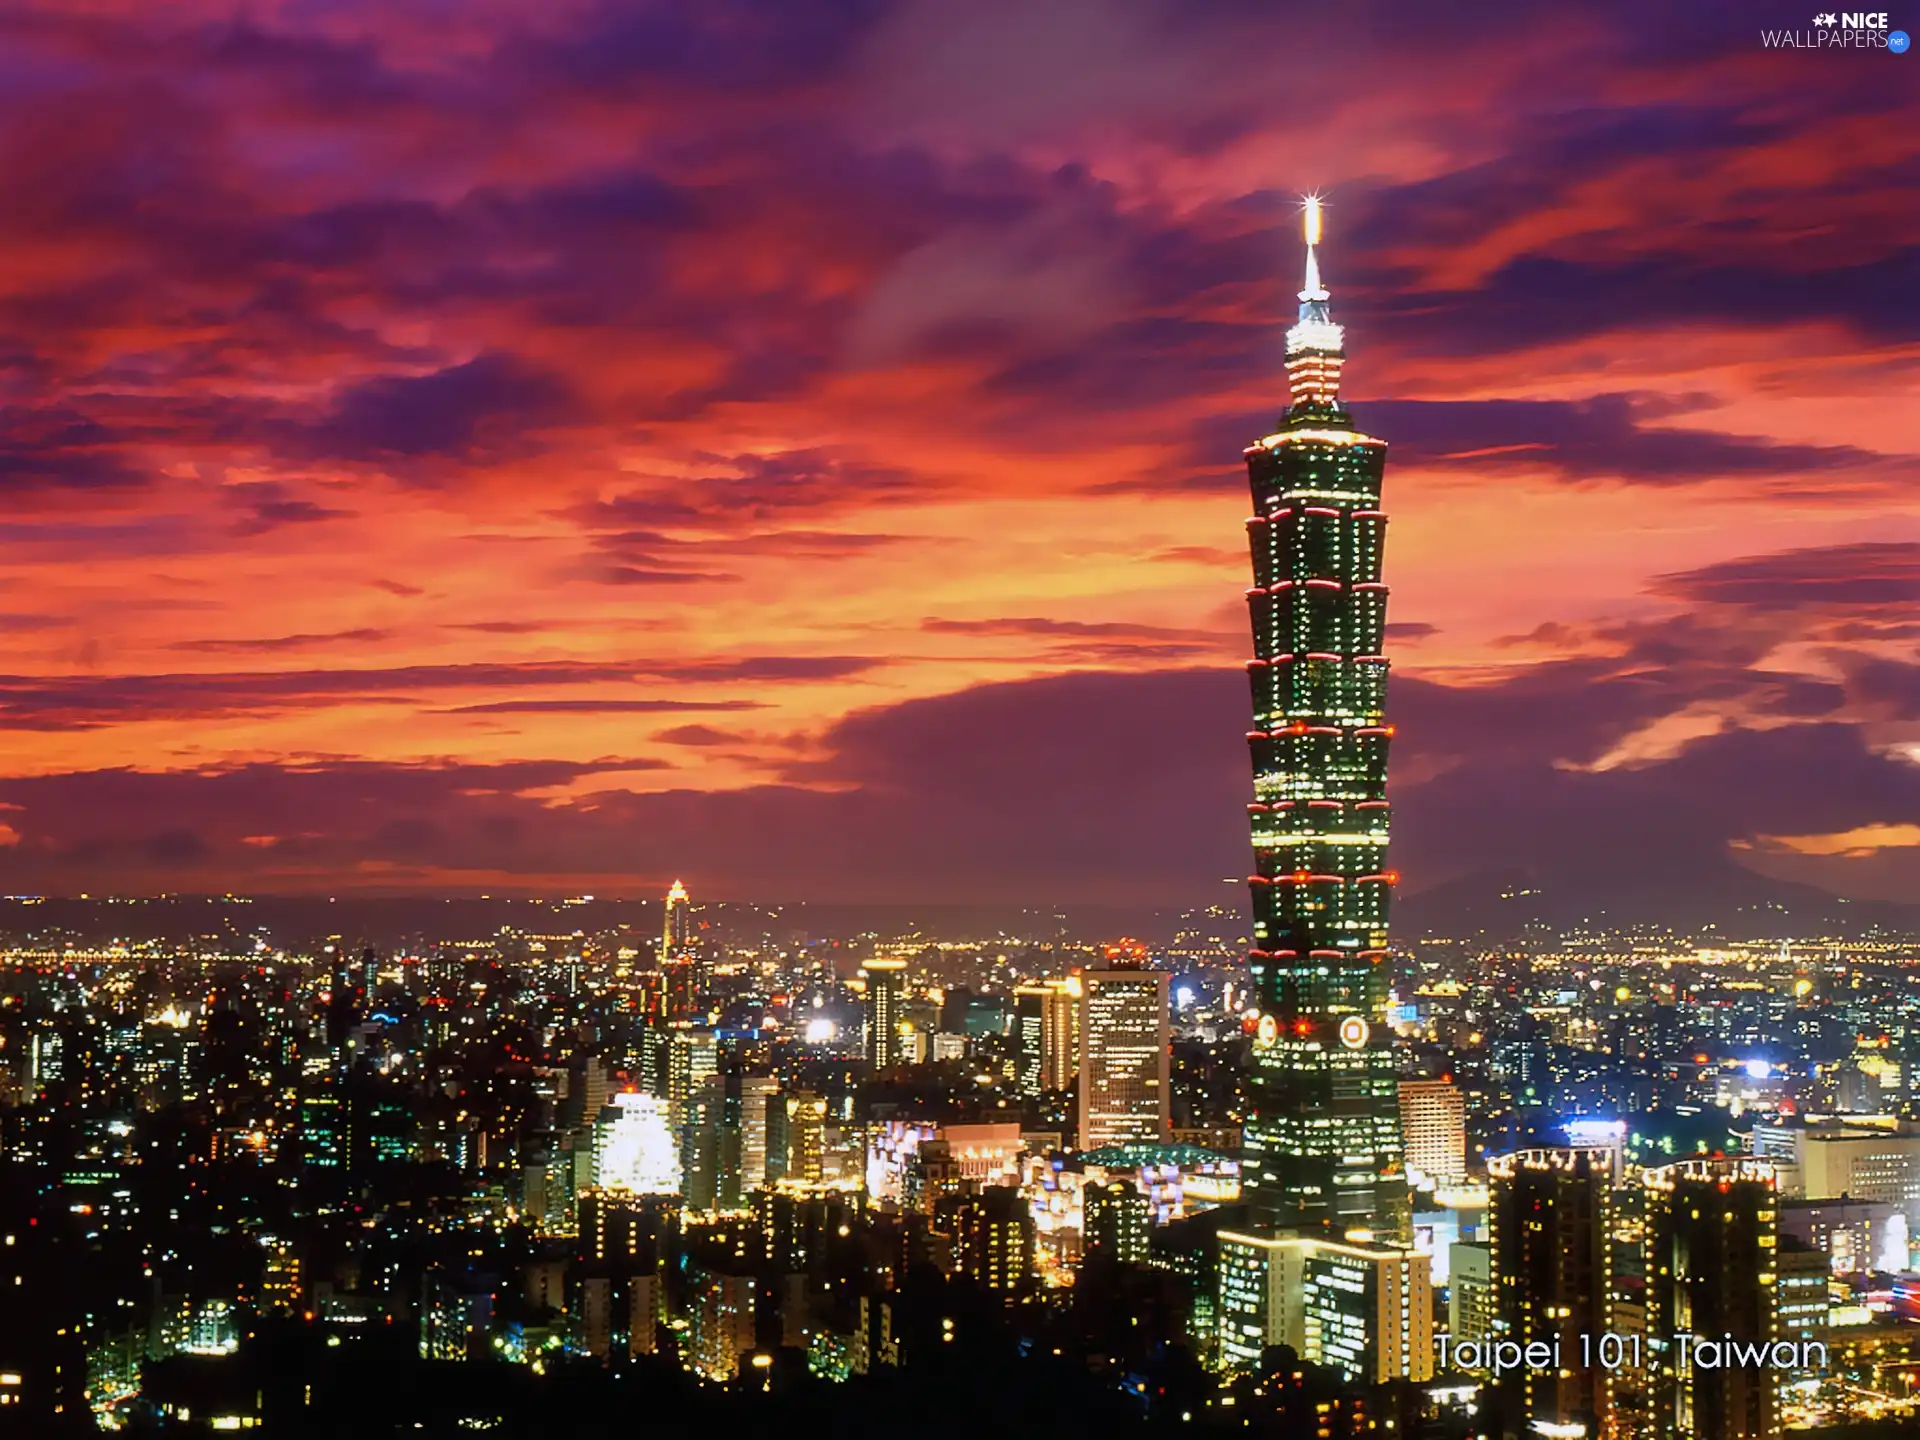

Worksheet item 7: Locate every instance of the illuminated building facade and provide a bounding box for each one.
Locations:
[1643,1159,1781,1440]
[1448,1240,1493,1347]
[1399,1080,1468,1186]
[1015,977,1080,1097]
[1083,1179,1151,1265]
[592,1091,682,1195]
[1240,199,1406,1241]
[860,959,908,1071]
[660,879,691,965]
[1217,1230,1432,1383]
[864,1121,1022,1210]
[666,1028,717,1102]
[772,1091,826,1184]
[954,1186,1035,1294]
[1041,978,1081,1093]
[660,880,704,1018]
[687,1269,757,1381]
[1014,985,1049,1098]
[1077,965,1170,1150]
[1486,1148,1614,1439]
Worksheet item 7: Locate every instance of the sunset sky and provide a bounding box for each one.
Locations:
[0,0,1915,910]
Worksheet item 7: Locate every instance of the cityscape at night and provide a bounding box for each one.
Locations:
[0,1,1916,1437]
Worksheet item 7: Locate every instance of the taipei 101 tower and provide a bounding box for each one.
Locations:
[1239,199,1408,1242]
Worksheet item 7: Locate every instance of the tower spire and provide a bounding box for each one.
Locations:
[1284,193,1346,405]
[1300,194,1329,303]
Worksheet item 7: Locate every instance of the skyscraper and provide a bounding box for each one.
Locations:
[1077,963,1170,1150]
[1012,978,1083,1097]
[660,880,704,1019]
[660,879,691,966]
[1043,977,1081,1094]
[1486,1148,1615,1439]
[1013,984,1049,1099]
[1643,1159,1782,1440]
[1240,198,1406,1241]
[861,958,908,1071]
[1399,1080,1468,1186]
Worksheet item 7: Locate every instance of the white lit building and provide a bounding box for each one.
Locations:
[594,1092,682,1195]
[1217,1231,1432,1383]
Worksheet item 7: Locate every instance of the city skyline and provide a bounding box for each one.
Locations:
[0,1,1915,914]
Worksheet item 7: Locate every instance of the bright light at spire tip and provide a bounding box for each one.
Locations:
[1302,193,1323,247]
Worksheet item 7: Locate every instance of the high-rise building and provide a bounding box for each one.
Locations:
[1399,1080,1468,1186]
[687,1269,757,1381]
[1486,1148,1614,1439]
[954,1186,1036,1294]
[629,1273,662,1357]
[577,1189,678,1269]
[660,879,692,965]
[325,951,362,1056]
[1084,1179,1152,1265]
[592,1091,682,1195]
[861,958,908,1071]
[1014,985,1048,1098]
[1752,1117,1920,1216]
[666,1028,718,1103]
[774,1091,826,1183]
[1217,1230,1432,1383]
[1643,1159,1781,1440]
[1774,1238,1828,1342]
[738,1073,779,1195]
[1448,1240,1494,1349]
[1078,964,1170,1150]
[1239,198,1406,1242]
[1042,978,1081,1093]
[660,879,705,1019]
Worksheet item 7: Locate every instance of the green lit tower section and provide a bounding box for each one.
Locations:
[1240,199,1407,1241]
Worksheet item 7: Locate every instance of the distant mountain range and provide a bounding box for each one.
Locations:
[1393,866,1920,940]
[1,877,1912,952]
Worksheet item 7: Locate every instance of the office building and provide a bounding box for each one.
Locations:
[1015,978,1081,1098]
[861,958,908,1071]
[659,880,705,1018]
[1238,197,1407,1242]
[738,1073,779,1194]
[660,879,692,964]
[1078,964,1170,1150]
[1014,984,1049,1098]
[666,1028,718,1103]
[773,1091,826,1184]
[1399,1080,1468,1186]
[1753,1118,1920,1219]
[1217,1230,1432,1384]
[1775,1238,1828,1341]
